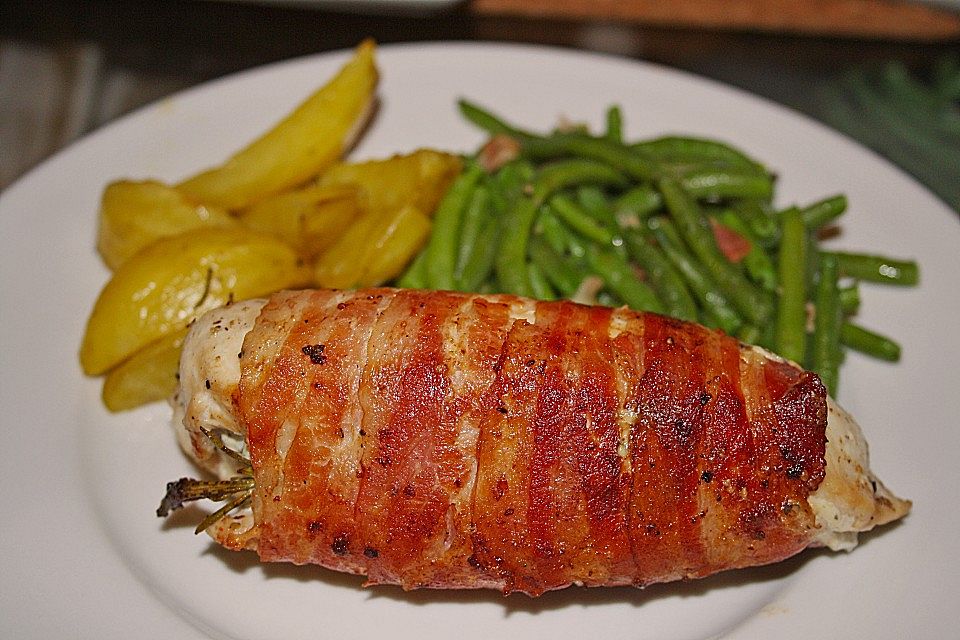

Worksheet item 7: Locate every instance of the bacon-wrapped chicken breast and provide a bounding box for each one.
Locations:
[162,288,909,595]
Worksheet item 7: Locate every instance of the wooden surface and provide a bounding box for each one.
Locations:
[467,0,960,41]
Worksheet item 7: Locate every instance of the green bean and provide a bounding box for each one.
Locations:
[621,230,697,322]
[803,228,819,297]
[841,322,901,362]
[458,100,660,179]
[548,193,616,246]
[454,185,492,284]
[528,261,557,300]
[839,283,861,315]
[812,253,842,395]
[830,251,920,286]
[678,168,775,201]
[585,245,665,314]
[613,185,663,221]
[493,157,629,296]
[528,236,587,296]
[757,320,776,351]
[523,133,661,182]
[493,195,539,297]
[457,99,537,142]
[774,207,808,364]
[457,216,500,293]
[737,319,775,351]
[536,209,570,256]
[659,177,772,324]
[633,135,764,172]
[801,194,847,229]
[396,249,428,289]
[605,105,624,144]
[424,163,483,290]
[731,199,779,245]
[737,324,762,345]
[715,210,777,292]
[576,185,615,224]
[487,159,534,216]
[533,159,629,204]
[577,185,639,258]
[537,209,589,260]
[648,216,742,334]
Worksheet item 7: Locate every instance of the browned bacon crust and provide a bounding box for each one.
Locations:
[233,288,827,595]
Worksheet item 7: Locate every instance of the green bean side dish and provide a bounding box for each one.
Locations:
[396,100,920,397]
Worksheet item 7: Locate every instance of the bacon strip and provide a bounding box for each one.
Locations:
[234,288,827,594]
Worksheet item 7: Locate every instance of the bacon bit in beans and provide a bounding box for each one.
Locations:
[710,218,752,263]
[478,134,521,172]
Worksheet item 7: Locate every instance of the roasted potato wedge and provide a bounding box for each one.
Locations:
[97,180,236,270]
[238,183,361,258]
[101,328,187,412]
[80,228,310,375]
[176,39,378,209]
[314,204,431,289]
[359,205,432,287]
[319,149,462,216]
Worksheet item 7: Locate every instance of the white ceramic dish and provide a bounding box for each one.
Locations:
[2,42,958,640]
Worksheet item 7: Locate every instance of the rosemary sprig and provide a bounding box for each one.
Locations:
[194,492,253,534]
[201,426,250,467]
[156,426,255,534]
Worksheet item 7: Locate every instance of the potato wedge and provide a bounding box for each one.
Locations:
[314,204,431,289]
[319,149,462,216]
[238,183,361,258]
[177,39,378,209]
[359,205,432,287]
[311,209,381,289]
[97,180,236,270]
[102,328,187,412]
[80,228,310,375]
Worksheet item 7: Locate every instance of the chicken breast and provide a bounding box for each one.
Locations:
[172,297,266,480]
[170,289,909,594]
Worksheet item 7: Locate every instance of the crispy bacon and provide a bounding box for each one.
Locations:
[229,288,828,595]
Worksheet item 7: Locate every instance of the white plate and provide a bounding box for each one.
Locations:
[1,42,958,640]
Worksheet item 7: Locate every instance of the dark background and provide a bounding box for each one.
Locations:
[2,0,957,206]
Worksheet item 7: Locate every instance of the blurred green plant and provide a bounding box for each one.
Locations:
[817,56,960,213]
